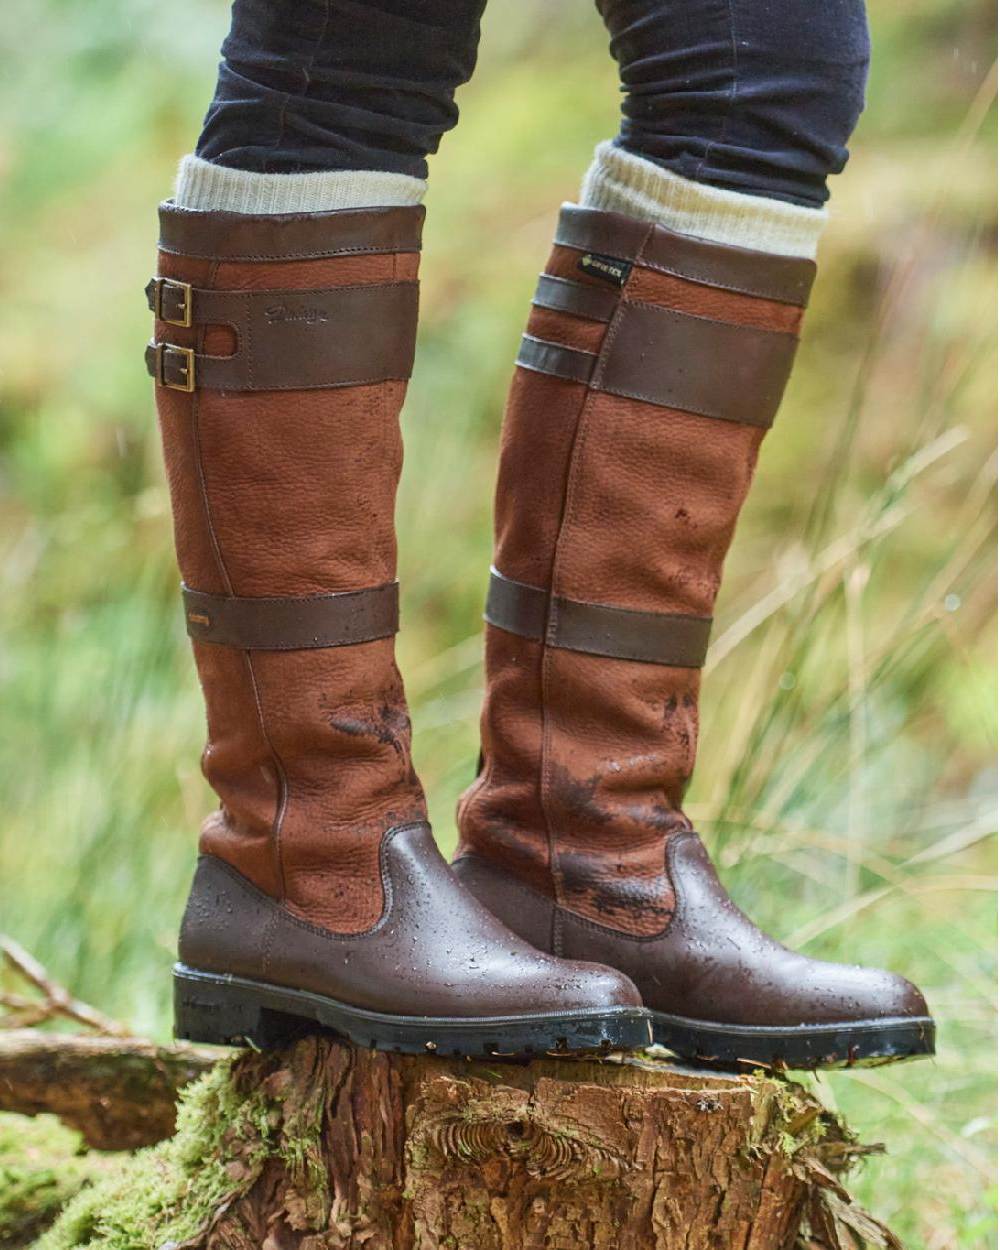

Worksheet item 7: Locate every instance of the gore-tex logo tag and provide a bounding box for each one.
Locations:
[577,251,632,287]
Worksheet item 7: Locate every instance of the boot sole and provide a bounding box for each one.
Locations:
[649,1009,936,1070]
[174,964,652,1057]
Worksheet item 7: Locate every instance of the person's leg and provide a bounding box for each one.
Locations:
[149,1,647,1055]
[580,0,870,255]
[454,0,935,1069]
[174,0,485,212]
[595,0,870,209]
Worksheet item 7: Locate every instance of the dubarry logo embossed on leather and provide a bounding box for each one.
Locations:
[578,251,632,287]
[264,303,329,325]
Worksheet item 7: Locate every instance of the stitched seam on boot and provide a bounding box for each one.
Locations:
[190,256,290,899]
[539,388,601,923]
[538,225,655,928]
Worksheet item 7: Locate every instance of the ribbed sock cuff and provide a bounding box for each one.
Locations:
[173,155,427,215]
[580,141,826,260]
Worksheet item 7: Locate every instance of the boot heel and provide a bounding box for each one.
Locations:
[173,966,304,1049]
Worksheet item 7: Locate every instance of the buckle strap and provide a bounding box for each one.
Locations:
[485,568,712,668]
[146,342,196,392]
[145,281,419,392]
[183,581,399,650]
[146,277,193,327]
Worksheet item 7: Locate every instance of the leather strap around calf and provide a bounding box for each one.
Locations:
[485,568,711,669]
[145,279,419,392]
[183,582,399,651]
[516,301,798,428]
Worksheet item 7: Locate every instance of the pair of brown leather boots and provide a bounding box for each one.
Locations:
[149,200,933,1068]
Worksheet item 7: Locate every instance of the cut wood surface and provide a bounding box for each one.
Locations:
[30,1033,902,1250]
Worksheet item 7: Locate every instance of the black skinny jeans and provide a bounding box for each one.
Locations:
[196,0,870,209]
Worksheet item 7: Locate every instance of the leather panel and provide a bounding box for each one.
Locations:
[491,370,591,589]
[179,824,642,1015]
[525,304,608,353]
[250,639,424,931]
[158,201,424,261]
[552,390,766,617]
[542,646,694,933]
[627,267,804,333]
[153,248,283,897]
[595,301,798,428]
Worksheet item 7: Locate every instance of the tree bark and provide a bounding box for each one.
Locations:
[42,1035,895,1250]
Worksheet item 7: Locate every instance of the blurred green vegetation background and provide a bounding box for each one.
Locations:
[0,0,996,1245]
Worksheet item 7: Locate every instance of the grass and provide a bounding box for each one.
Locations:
[0,1,995,1245]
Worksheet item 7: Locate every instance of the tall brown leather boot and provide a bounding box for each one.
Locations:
[453,205,934,1069]
[148,201,648,1056]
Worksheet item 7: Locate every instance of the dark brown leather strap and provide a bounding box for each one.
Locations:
[158,201,424,261]
[485,568,711,668]
[146,281,419,392]
[182,582,399,650]
[532,273,619,322]
[516,335,596,385]
[595,301,799,428]
[555,206,816,306]
[484,567,549,640]
[515,306,796,428]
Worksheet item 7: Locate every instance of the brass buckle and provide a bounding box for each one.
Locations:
[156,343,196,393]
[149,278,193,328]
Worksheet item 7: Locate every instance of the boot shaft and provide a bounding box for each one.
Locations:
[459,206,815,934]
[149,204,427,931]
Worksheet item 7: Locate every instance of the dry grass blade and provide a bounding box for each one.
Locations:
[0,933,129,1036]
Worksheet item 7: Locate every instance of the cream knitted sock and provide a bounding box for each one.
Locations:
[173,154,427,214]
[580,141,826,259]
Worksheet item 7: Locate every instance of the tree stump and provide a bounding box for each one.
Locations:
[39,1034,901,1250]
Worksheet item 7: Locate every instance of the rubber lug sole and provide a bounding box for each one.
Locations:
[648,1009,936,1071]
[174,964,652,1057]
